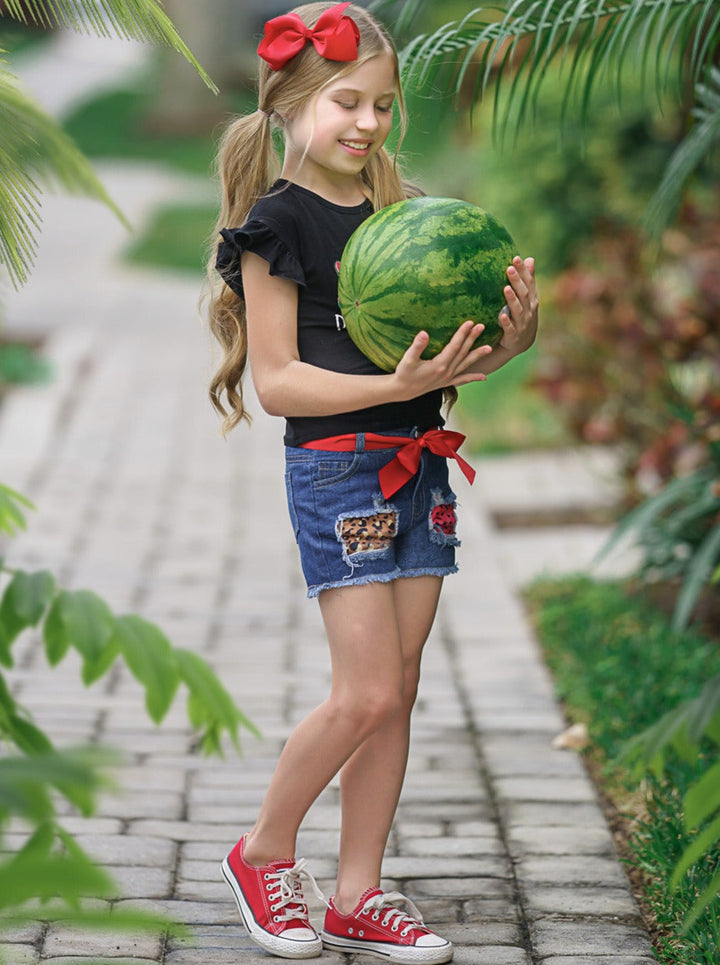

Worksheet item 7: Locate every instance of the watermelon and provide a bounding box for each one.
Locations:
[337,196,516,372]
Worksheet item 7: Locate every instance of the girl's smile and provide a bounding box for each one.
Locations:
[339,139,373,155]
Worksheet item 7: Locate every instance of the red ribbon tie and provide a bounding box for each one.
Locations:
[377,429,476,499]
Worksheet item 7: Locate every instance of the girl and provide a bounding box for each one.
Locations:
[207,3,538,962]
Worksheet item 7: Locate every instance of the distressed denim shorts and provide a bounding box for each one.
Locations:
[284,429,460,598]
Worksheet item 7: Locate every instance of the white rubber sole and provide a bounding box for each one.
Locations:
[221,856,322,960]
[321,930,454,964]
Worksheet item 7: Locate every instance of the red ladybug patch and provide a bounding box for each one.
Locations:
[431,503,457,536]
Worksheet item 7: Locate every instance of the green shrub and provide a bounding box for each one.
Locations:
[0,483,258,942]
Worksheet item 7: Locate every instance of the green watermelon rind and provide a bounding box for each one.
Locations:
[338,197,516,372]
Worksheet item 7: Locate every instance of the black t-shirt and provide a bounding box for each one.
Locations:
[216,180,443,446]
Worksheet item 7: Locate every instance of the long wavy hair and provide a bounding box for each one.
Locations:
[206,2,412,433]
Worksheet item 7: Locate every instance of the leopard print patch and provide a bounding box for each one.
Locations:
[337,511,398,556]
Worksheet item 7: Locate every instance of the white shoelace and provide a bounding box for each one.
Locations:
[360,891,426,936]
[266,858,328,924]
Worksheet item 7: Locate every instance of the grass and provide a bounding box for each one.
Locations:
[0,341,52,394]
[125,203,217,274]
[525,576,720,964]
[62,79,257,176]
[63,88,216,175]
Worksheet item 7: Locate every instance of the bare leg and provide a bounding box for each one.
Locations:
[331,576,443,913]
[243,581,407,867]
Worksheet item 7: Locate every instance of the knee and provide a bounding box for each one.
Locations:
[360,684,405,734]
[331,684,404,738]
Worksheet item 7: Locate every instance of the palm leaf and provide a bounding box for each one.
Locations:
[0,59,127,288]
[2,0,216,91]
[644,65,720,235]
[594,469,709,564]
[398,0,720,204]
[672,519,720,631]
[402,0,717,103]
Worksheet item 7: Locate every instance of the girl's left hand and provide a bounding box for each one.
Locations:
[498,256,538,356]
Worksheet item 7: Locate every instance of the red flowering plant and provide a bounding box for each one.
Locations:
[535,190,720,629]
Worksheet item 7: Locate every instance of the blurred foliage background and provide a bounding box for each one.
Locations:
[7,0,714,628]
[1,1,719,958]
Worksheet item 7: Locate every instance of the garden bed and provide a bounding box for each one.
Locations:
[525,575,720,964]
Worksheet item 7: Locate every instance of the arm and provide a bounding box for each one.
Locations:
[465,256,539,376]
[242,251,493,418]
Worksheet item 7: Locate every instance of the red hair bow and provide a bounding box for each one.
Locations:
[258,2,360,71]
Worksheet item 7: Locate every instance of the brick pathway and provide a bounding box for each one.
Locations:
[0,32,655,965]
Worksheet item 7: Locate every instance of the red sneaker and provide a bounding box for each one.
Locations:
[321,888,453,963]
[221,836,323,959]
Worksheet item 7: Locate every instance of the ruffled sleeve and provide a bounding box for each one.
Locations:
[215,220,306,297]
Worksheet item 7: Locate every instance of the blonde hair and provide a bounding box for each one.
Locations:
[206,2,410,433]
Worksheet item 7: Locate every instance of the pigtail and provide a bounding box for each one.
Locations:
[206,111,278,433]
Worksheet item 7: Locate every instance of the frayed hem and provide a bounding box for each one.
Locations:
[306,565,458,597]
[396,565,459,580]
[307,568,402,598]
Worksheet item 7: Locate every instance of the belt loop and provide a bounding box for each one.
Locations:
[355,432,365,453]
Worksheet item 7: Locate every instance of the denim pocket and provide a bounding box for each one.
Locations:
[312,453,362,489]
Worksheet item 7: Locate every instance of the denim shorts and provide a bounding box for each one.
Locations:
[284,429,460,598]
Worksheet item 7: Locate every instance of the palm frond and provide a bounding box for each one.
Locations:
[673,519,720,631]
[400,0,719,131]
[0,60,127,289]
[399,10,504,90]
[2,0,216,92]
[644,65,720,235]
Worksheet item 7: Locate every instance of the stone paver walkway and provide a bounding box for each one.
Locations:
[1,31,654,965]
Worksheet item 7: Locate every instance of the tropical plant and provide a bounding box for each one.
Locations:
[0,0,217,289]
[371,0,720,233]
[599,463,720,632]
[0,484,258,943]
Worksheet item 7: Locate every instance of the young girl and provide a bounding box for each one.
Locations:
[207,3,538,961]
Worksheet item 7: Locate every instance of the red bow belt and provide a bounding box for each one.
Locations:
[258,2,360,71]
[300,428,476,500]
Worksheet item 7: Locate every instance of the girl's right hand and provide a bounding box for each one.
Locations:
[393,320,493,399]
